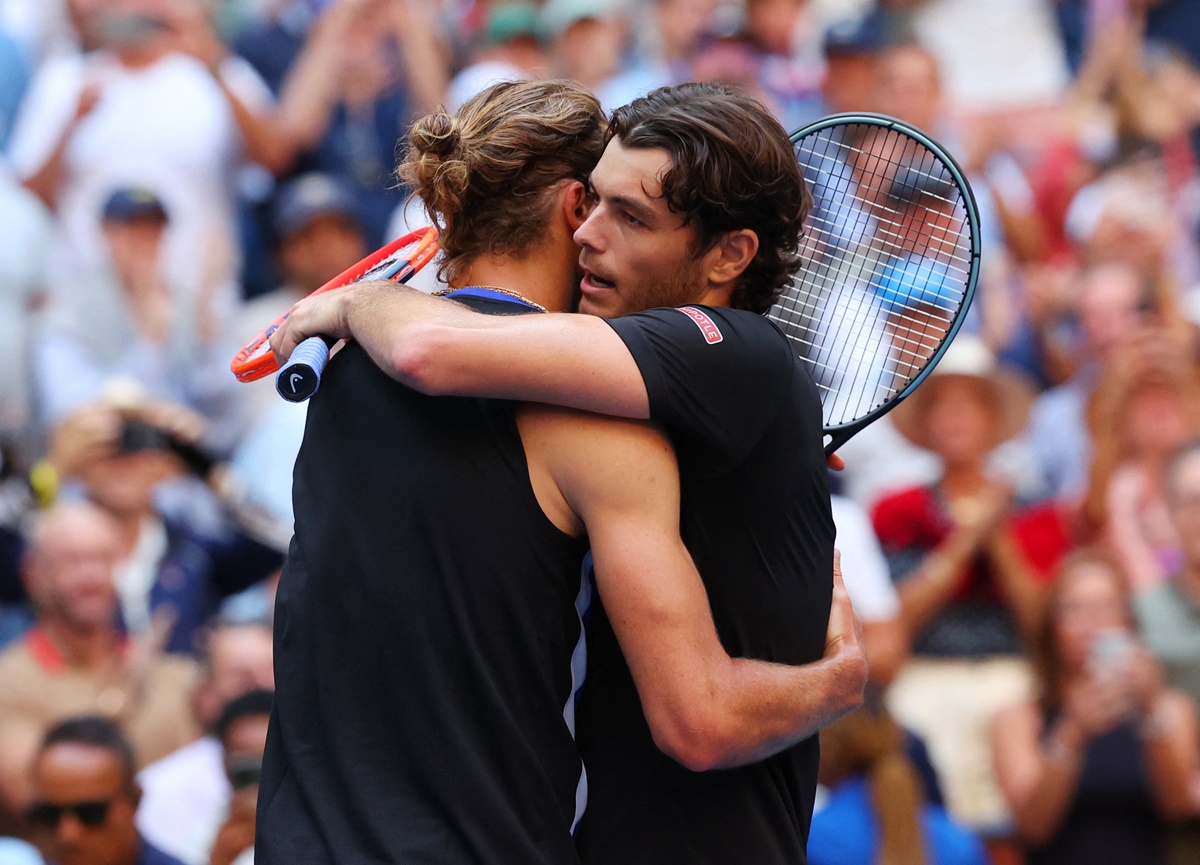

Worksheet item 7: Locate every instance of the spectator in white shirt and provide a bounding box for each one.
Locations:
[8,0,291,305]
[136,619,273,865]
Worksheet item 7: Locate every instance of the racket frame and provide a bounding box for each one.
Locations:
[230,226,439,383]
[785,112,982,456]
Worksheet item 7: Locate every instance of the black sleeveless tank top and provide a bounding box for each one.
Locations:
[258,295,590,865]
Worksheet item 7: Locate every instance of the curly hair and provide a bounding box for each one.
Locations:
[605,83,811,314]
[397,80,607,282]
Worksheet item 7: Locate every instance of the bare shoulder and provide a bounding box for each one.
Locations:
[517,403,670,456]
[516,404,677,517]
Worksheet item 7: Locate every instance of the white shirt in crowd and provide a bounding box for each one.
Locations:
[830,494,900,624]
[137,736,230,865]
[8,49,272,294]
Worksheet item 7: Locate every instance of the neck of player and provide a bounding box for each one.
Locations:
[452,254,576,314]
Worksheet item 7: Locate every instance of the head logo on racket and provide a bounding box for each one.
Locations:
[677,306,724,345]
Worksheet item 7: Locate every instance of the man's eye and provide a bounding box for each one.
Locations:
[622,212,644,227]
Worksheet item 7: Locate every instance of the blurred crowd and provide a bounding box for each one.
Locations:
[0,0,1199,864]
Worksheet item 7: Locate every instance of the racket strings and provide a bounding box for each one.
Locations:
[771,122,973,428]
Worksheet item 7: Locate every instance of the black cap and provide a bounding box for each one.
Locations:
[823,12,885,56]
[102,188,169,223]
[272,173,362,239]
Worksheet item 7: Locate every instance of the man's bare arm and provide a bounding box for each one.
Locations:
[524,406,866,771]
[270,281,649,418]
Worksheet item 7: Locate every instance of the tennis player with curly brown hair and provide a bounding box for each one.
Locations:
[264,81,862,865]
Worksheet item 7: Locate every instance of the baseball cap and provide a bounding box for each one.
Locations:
[538,0,612,39]
[485,2,541,46]
[822,12,885,56]
[101,188,169,223]
[272,173,361,239]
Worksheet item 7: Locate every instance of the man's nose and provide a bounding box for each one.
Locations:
[573,208,603,251]
[57,812,86,844]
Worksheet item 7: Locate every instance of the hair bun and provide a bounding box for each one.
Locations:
[411,112,460,158]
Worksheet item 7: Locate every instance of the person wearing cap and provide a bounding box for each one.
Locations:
[444,1,546,113]
[819,11,885,115]
[539,0,627,93]
[595,0,718,112]
[234,172,369,371]
[32,185,246,451]
[869,337,1048,842]
[226,173,372,533]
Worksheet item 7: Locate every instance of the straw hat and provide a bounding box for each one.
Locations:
[890,334,1034,450]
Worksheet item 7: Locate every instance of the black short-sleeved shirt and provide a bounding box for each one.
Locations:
[576,305,834,865]
[257,296,590,865]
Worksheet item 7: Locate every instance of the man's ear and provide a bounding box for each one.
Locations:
[562,180,592,233]
[703,229,758,289]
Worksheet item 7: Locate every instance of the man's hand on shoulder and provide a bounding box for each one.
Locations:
[270,282,364,363]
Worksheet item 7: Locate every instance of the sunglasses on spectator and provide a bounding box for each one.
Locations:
[26,799,114,829]
[225,754,263,791]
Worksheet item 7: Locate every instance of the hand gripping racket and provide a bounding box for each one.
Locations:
[769,113,981,456]
[231,227,439,402]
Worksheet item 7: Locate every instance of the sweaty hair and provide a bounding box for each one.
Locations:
[40,715,137,785]
[399,79,607,282]
[606,82,810,314]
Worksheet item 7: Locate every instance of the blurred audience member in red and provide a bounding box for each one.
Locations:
[137,620,273,865]
[992,549,1198,865]
[27,715,188,865]
[0,502,198,820]
[872,337,1045,837]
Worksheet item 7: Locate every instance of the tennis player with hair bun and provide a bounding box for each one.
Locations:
[263,80,864,865]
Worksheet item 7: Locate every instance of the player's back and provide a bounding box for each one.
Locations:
[257,301,589,865]
[577,305,834,865]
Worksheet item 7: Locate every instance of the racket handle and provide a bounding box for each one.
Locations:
[276,337,331,403]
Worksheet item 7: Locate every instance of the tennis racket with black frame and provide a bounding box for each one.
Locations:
[770,112,981,456]
[231,226,439,402]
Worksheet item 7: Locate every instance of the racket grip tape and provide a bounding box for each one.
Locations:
[276,336,331,402]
